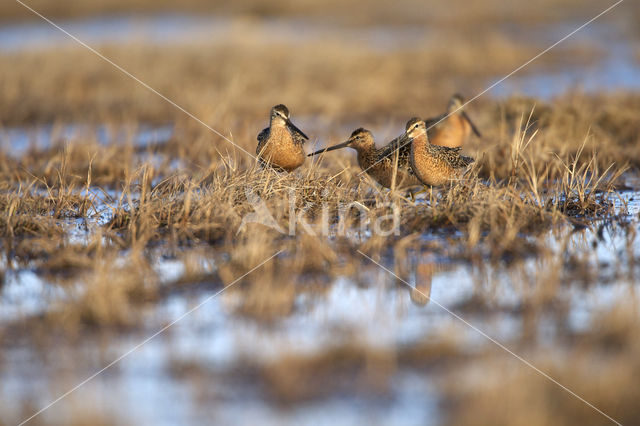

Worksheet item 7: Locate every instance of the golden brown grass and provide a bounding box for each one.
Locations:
[0,41,550,127]
[0,398,120,426]
[2,116,630,422]
[0,117,625,335]
[2,0,633,28]
[1,4,639,424]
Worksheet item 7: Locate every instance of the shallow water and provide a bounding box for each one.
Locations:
[0,15,225,51]
[1,191,638,424]
[493,22,640,98]
[0,14,430,52]
[0,123,173,157]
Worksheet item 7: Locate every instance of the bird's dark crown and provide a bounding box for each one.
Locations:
[271,104,290,117]
[350,128,370,138]
[405,117,423,130]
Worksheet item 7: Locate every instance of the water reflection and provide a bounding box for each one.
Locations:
[409,263,434,307]
[0,123,173,157]
[1,216,639,424]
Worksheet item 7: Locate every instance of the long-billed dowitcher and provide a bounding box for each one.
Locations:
[401,117,474,186]
[307,128,420,189]
[256,104,309,172]
[425,94,482,148]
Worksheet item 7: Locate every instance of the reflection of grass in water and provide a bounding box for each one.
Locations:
[446,303,640,425]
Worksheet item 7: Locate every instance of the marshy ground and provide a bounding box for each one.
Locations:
[1,1,640,425]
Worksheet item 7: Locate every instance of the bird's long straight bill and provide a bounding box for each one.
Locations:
[461,111,482,137]
[287,119,309,140]
[307,140,351,157]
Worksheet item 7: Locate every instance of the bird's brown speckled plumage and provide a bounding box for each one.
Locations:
[308,128,420,189]
[256,104,308,172]
[404,118,474,186]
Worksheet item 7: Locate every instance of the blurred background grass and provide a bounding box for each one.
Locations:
[2,0,635,26]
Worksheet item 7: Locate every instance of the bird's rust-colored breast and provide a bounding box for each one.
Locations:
[411,137,459,186]
[430,115,469,148]
[258,126,305,172]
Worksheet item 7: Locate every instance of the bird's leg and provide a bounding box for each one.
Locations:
[410,186,429,202]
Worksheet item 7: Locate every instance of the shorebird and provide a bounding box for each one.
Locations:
[307,128,421,189]
[256,104,309,172]
[400,117,474,186]
[425,94,482,148]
